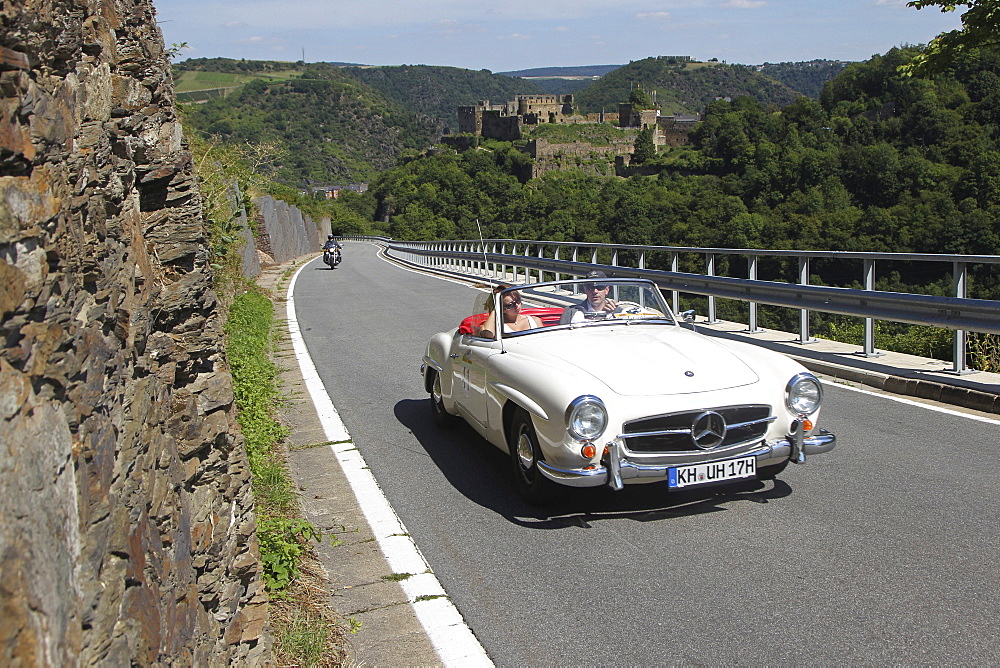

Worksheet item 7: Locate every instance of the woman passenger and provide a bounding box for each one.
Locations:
[478,287,541,338]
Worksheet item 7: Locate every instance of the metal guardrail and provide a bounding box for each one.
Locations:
[343,236,1000,374]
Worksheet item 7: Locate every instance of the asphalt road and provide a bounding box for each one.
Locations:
[295,241,1000,665]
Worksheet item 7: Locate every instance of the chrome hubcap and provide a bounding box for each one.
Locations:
[432,375,442,404]
[517,431,535,470]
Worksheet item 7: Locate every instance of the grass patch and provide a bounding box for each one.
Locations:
[269,558,353,667]
[225,287,347,661]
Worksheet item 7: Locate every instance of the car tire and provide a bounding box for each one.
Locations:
[430,370,458,428]
[757,459,789,480]
[509,409,561,505]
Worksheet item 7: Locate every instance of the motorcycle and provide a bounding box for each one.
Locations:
[323,246,342,269]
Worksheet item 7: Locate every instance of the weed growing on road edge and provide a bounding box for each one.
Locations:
[226,287,348,662]
[270,557,351,667]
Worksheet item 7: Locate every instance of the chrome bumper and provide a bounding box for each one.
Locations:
[537,428,837,491]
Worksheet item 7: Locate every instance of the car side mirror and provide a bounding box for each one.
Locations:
[680,309,697,331]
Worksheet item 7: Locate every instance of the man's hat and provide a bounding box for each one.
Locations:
[585,270,608,280]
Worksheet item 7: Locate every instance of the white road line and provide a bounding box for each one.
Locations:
[285,257,494,667]
[822,378,1000,425]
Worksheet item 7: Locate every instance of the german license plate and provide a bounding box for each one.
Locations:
[668,456,756,488]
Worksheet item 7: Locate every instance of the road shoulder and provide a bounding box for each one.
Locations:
[257,256,443,667]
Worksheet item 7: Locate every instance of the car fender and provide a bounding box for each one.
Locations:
[489,382,550,422]
[423,329,457,396]
[483,349,611,455]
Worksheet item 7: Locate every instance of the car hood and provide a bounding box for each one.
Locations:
[512,327,760,396]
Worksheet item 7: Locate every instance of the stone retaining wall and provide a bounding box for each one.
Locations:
[253,196,327,266]
[1,0,269,663]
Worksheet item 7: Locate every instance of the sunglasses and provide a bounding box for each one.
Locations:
[503,298,522,310]
[584,284,609,291]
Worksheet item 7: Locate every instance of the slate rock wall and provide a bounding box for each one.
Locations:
[0,0,269,664]
[255,195,327,266]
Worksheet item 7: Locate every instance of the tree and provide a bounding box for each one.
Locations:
[631,128,656,165]
[902,1,1000,75]
[629,85,654,110]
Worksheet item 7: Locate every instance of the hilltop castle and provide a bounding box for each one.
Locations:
[458,93,699,147]
[458,94,578,141]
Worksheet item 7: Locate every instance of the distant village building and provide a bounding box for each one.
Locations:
[311,183,368,199]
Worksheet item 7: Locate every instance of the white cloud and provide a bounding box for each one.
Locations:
[637,11,672,20]
[719,0,766,8]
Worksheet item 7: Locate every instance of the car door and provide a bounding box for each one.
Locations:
[452,333,498,434]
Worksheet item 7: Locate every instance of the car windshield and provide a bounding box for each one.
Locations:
[462,279,676,339]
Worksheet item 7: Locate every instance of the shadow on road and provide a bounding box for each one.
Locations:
[393,398,793,529]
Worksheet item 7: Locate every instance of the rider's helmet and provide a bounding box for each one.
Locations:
[327,234,334,240]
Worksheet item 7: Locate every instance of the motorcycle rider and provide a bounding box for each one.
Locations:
[323,234,341,251]
[322,234,342,266]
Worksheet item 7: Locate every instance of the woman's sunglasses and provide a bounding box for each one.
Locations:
[503,298,522,310]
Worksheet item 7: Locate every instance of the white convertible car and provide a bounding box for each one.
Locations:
[421,278,836,504]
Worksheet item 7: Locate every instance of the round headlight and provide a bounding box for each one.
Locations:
[785,373,822,415]
[566,395,608,441]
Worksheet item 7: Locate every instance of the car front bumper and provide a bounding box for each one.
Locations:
[537,427,837,491]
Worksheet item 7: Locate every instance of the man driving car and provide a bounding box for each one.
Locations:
[559,270,618,324]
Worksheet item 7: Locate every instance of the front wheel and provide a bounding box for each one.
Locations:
[429,370,458,428]
[509,409,561,505]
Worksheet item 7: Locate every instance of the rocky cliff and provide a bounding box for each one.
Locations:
[0,0,269,664]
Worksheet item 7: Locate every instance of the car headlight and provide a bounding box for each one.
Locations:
[566,395,608,441]
[785,373,822,416]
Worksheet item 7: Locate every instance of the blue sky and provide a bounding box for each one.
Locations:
[155,0,964,71]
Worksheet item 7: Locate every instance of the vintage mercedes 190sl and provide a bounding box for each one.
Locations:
[421,277,836,504]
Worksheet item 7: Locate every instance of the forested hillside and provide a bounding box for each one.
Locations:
[573,56,803,115]
[341,64,547,131]
[179,61,440,185]
[755,60,851,99]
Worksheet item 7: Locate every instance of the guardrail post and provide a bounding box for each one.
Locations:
[948,262,974,374]
[572,246,581,294]
[671,252,679,314]
[537,243,544,283]
[746,255,763,333]
[797,256,815,344]
[858,258,884,357]
[638,250,647,307]
[706,253,717,324]
[554,246,561,281]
